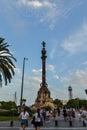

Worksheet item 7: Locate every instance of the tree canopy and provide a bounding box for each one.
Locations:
[0,37,17,85]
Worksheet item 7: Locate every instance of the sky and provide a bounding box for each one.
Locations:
[0,0,87,106]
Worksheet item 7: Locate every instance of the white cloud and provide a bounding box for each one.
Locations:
[0,0,82,31]
[74,70,87,87]
[32,69,42,74]
[61,69,87,88]
[47,64,60,80]
[18,0,56,8]
[82,61,87,65]
[50,85,69,100]
[18,0,42,8]
[30,76,41,83]
[17,0,82,30]
[14,68,21,75]
[60,76,72,83]
[59,69,87,99]
[50,48,55,59]
[50,42,57,59]
[61,0,82,18]
[47,64,55,72]
[61,23,87,55]
[17,0,59,30]
[0,0,84,31]
[28,1,42,8]
[53,74,59,80]
[75,70,87,78]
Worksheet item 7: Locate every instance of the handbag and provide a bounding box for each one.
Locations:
[31,116,35,124]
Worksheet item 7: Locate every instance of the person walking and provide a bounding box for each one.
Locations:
[33,108,42,130]
[19,107,29,130]
[57,107,60,116]
[81,107,87,126]
[52,108,56,120]
[62,107,67,121]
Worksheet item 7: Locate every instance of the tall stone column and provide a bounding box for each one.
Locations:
[40,41,48,88]
[34,41,54,108]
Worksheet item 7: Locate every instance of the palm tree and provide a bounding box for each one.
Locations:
[0,37,17,85]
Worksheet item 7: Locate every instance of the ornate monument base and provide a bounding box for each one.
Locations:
[33,85,54,109]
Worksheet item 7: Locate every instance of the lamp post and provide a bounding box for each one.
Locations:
[0,74,2,87]
[85,89,87,95]
[20,57,28,111]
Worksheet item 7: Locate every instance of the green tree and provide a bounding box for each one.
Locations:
[0,37,16,85]
[43,105,52,111]
[53,99,62,107]
[66,98,87,109]
[0,101,17,110]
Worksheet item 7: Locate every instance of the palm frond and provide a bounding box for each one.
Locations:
[0,37,17,85]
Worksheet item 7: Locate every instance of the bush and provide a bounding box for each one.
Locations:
[43,105,52,111]
[0,110,18,116]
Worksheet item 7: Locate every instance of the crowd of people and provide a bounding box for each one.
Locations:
[18,106,87,130]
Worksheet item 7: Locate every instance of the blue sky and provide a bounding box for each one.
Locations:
[0,0,87,106]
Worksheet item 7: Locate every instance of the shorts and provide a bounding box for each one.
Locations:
[34,121,41,127]
[21,119,28,126]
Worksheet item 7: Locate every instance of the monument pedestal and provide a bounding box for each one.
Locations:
[34,85,54,109]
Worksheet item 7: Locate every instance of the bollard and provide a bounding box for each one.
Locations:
[10,120,13,127]
[26,120,28,127]
[69,120,72,126]
[83,120,86,127]
[55,120,58,127]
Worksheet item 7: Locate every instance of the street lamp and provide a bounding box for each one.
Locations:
[20,57,28,111]
[0,74,2,87]
[85,89,87,95]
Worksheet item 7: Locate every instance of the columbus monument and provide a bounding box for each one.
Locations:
[33,41,54,109]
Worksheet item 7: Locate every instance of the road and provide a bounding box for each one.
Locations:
[0,127,87,130]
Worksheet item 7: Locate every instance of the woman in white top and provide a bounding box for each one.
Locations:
[34,108,42,130]
[19,107,29,130]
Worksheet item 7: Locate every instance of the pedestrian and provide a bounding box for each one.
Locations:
[52,108,56,120]
[57,106,60,116]
[62,107,67,121]
[67,108,73,120]
[55,110,58,127]
[33,108,43,130]
[72,109,75,120]
[80,107,87,126]
[19,107,29,130]
[42,109,46,122]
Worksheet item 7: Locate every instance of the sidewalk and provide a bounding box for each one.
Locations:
[0,118,86,128]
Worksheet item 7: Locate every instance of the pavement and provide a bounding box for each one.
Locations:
[0,112,87,129]
[0,117,86,128]
[0,119,86,130]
